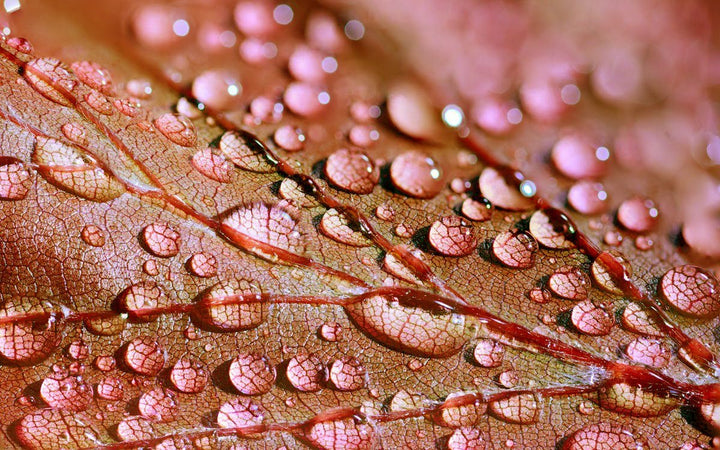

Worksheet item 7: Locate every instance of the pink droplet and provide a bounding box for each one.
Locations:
[682,217,720,259]
[519,81,566,123]
[154,113,197,147]
[567,181,608,215]
[319,208,370,247]
[229,352,276,395]
[0,157,33,201]
[305,11,345,54]
[390,151,444,199]
[16,409,100,449]
[492,230,537,269]
[217,397,264,429]
[617,196,659,233]
[471,97,517,136]
[448,427,487,450]
[40,373,92,411]
[24,58,76,106]
[220,130,273,172]
[192,70,241,111]
[320,322,342,342]
[94,355,116,372]
[117,416,155,442]
[489,393,540,424]
[591,251,632,295]
[563,423,645,450]
[138,387,178,422]
[461,198,493,222]
[570,301,613,336]
[634,235,654,251]
[0,298,63,365]
[221,202,304,257]
[660,265,720,318]
[428,215,477,257]
[273,125,305,151]
[95,376,124,401]
[325,148,379,194]
[286,352,326,392]
[234,1,276,37]
[60,122,87,146]
[288,45,326,82]
[131,4,187,48]
[387,82,440,140]
[186,252,218,278]
[66,340,89,360]
[625,337,670,368]
[551,135,607,180]
[124,336,165,376]
[169,358,208,394]
[548,266,589,300]
[328,356,366,391]
[348,125,379,148]
[71,61,115,96]
[603,230,623,247]
[621,302,662,337]
[142,222,181,258]
[473,339,504,368]
[478,167,534,211]
[125,79,152,99]
[7,37,33,55]
[191,148,232,183]
[528,209,574,249]
[283,82,327,117]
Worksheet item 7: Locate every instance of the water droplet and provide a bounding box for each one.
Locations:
[395,223,414,238]
[375,204,395,221]
[492,230,538,269]
[154,113,197,147]
[634,235,653,251]
[382,245,425,285]
[234,1,276,37]
[94,355,116,372]
[328,356,366,391]
[125,79,152,98]
[390,150,444,199]
[7,36,33,55]
[325,148,379,194]
[60,122,87,146]
[548,266,589,300]
[577,400,595,415]
[249,96,282,123]
[528,209,574,249]
[117,416,155,442]
[193,280,266,332]
[567,181,608,215]
[563,423,646,450]
[221,202,304,258]
[478,167,534,211]
[473,339,504,368]
[192,70,241,111]
[115,281,169,322]
[217,397,264,429]
[229,352,276,395]
[621,302,662,336]
[448,427,487,450]
[154,436,194,450]
[142,222,180,257]
[389,390,426,411]
[283,81,327,117]
[186,252,218,278]
[497,369,520,388]
[699,402,720,436]
[528,287,551,304]
[84,314,126,336]
[437,392,486,428]
[24,57,76,106]
[95,376,123,402]
[625,337,670,368]
[66,340,88,360]
[287,352,326,392]
[320,322,342,342]
[551,135,607,180]
[348,125,379,148]
[428,215,477,256]
[83,90,112,116]
[306,413,375,450]
[219,130,273,172]
[489,393,540,424]
[191,147,232,183]
[597,382,676,417]
[0,156,32,200]
[0,297,63,365]
[168,358,208,394]
[124,336,165,376]
[387,82,441,140]
[288,45,326,83]
[682,217,720,259]
[138,387,178,422]
[320,208,371,247]
[15,409,100,449]
[461,198,493,222]
[279,177,316,207]
[471,97,518,136]
[591,251,632,295]
[660,265,720,318]
[570,301,613,336]
[40,372,92,411]
[273,124,306,151]
[617,196,659,233]
[603,230,623,246]
[32,136,125,202]
[113,97,141,117]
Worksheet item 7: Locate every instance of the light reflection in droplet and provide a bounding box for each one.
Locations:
[3,0,20,13]
[430,168,441,180]
[172,19,190,37]
[273,4,293,25]
[344,19,365,40]
[263,42,278,59]
[595,146,610,161]
[227,84,240,96]
[560,84,581,105]
[507,108,523,125]
[519,180,536,197]
[707,135,720,164]
[318,91,330,105]
[441,104,464,128]
[321,56,338,74]
[219,31,236,48]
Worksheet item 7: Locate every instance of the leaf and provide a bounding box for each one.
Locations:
[0,1,719,449]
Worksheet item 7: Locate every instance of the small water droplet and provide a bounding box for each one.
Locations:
[387,82,441,140]
[40,372,92,411]
[478,167,534,211]
[563,423,646,450]
[492,230,538,269]
[249,96,282,123]
[395,223,414,238]
[551,134,607,180]
[497,369,519,389]
[7,36,33,54]
[287,352,326,392]
[284,81,327,117]
[71,61,114,96]
[320,322,342,342]
[125,79,152,99]
[621,302,662,336]
[375,203,395,221]
[428,215,477,256]
[191,147,232,183]
[489,393,540,424]
[117,416,155,442]
[234,1,276,37]
[328,356,366,391]
[192,70,241,111]
[154,113,197,147]
[591,251,632,295]
[138,387,178,422]
[167,358,207,394]
[567,181,608,215]
[603,230,623,246]
[221,202,304,258]
[124,336,165,376]
[66,340,88,360]
[217,397,264,429]
[390,150,444,199]
[473,339,504,368]
[113,97,141,117]
[142,222,180,258]
[461,197,493,222]
[220,130,273,172]
[306,413,375,450]
[528,209,574,249]
[325,148,379,194]
[660,265,720,318]
[229,352,276,395]
[84,89,113,115]
[24,57,76,106]
[570,301,613,336]
[288,45,326,83]
[634,235,653,251]
[0,157,33,200]
[617,196,659,233]
[193,280,266,332]
[319,208,371,247]
[94,355,116,372]
[448,427,487,450]
[274,124,306,151]
[548,266,589,300]
[60,122,87,146]
[528,287,551,304]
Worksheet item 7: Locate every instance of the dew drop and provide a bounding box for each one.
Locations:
[217,397,264,429]
[625,337,670,368]
[117,416,155,442]
[115,281,169,321]
[603,230,623,246]
[154,113,197,147]
[699,402,720,436]
[382,247,426,285]
[60,122,87,146]
[617,196,659,233]
[66,340,88,360]
[567,181,608,215]
[193,280,266,332]
[191,148,232,183]
[7,36,33,55]
[142,222,180,258]
[95,376,124,401]
[219,130,273,172]
[250,96,282,123]
[84,314,126,336]
[473,339,505,368]
[497,369,520,388]
[0,156,33,200]
[274,124,306,151]
[40,373,92,411]
[528,287,551,304]
[306,413,375,450]
[375,204,395,222]
[395,223,414,238]
[461,197,493,222]
[682,217,720,259]
[138,387,178,422]
[390,150,444,199]
[229,352,276,395]
[94,355,116,372]
[660,265,720,318]
[597,382,677,417]
[186,252,218,278]
[84,89,113,115]
[492,230,538,269]
[288,45,326,82]
[320,208,371,247]
[570,301,613,336]
[286,352,326,392]
[634,235,653,251]
[234,1,276,37]
[284,81,327,117]
[15,409,100,450]
[348,125,379,148]
[131,4,187,48]
[114,97,141,117]
[489,393,540,424]
[528,209,574,249]
[471,97,517,136]
[124,336,165,376]
[387,82,440,140]
[621,302,662,336]
[221,202,304,258]
[438,392,487,428]
[562,423,646,450]
[551,135,607,180]
[320,322,342,342]
[591,251,632,295]
[328,356,366,391]
[0,297,63,365]
[428,215,477,257]
[478,167,534,211]
[448,427,487,450]
[125,79,152,98]
[192,70,241,111]
[24,58,76,106]
[279,177,317,207]
[32,136,125,202]
[325,148,379,194]
[548,266,589,300]
[389,390,426,411]
[155,436,194,450]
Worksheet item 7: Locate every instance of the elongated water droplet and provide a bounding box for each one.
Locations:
[154,113,197,147]
[621,302,662,336]
[71,61,115,95]
[84,89,113,115]
[7,37,33,55]
[548,266,589,300]
[229,352,276,395]
[0,297,63,365]
[40,373,92,411]
[0,156,33,200]
[562,423,646,450]
[390,150,444,199]
[529,209,574,249]
[84,314,126,336]
[221,202,305,258]
[597,382,677,417]
[325,148,379,194]
[115,281,169,321]
[306,411,375,450]
[138,387,178,422]
[24,58,76,106]
[492,230,537,269]
[437,392,487,427]
[32,136,125,202]
[382,245,426,285]
[217,397,264,429]
[170,357,208,393]
[219,130,274,172]
[15,409,100,450]
[329,356,366,391]
[488,393,540,424]
[660,265,720,318]
[287,352,326,392]
[142,222,180,257]
[319,208,370,247]
[191,148,232,183]
[591,251,632,295]
[193,280,266,332]
[124,336,165,376]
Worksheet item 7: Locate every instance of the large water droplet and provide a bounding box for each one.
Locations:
[117,416,155,442]
[186,252,218,278]
[387,82,441,140]
[478,167,534,211]
[548,266,589,300]
[448,427,487,450]
[84,89,113,115]
[390,150,444,199]
[191,70,241,111]
[138,387,178,422]
[437,392,487,427]
[306,412,375,450]
[461,197,493,222]
[193,280,266,332]
[283,82,327,117]
[154,113,197,147]
[529,209,574,249]
[620,302,662,336]
[597,382,676,417]
[286,352,326,392]
[473,339,504,368]
[219,130,274,172]
[568,181,608,215]
[191,148,232,183]
[570,301,613,336]
[428,215,477,257]
[288,45,326,83]
[488,393,540,424]
[229,352,276,395]
[221,202,305,258]
[625,337,670,368]
[319,208,370,247]
[32,136,125,202]
[170,357,208,393]
[660,265,720,318]
[95,376,124,401]
[142,222,180,257]
[70,61,115,96]
[124,336,165,376]
[234,1,276,37]
[328,356,366,391]
[617,196,659,233]
[591,251,632,295]
[24,58,76,106]
[325,148,379,194]
[115,281,169,321]
[80,224,105,247]
[551,135,607,180]
[40,372,92,411]
[15,409,100,450]
[492,230,537,269]
[217,397,264,429]
[344,294,470,357]
[0,297,63,365]
[0,156,33,200]
[562,423,646,450]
